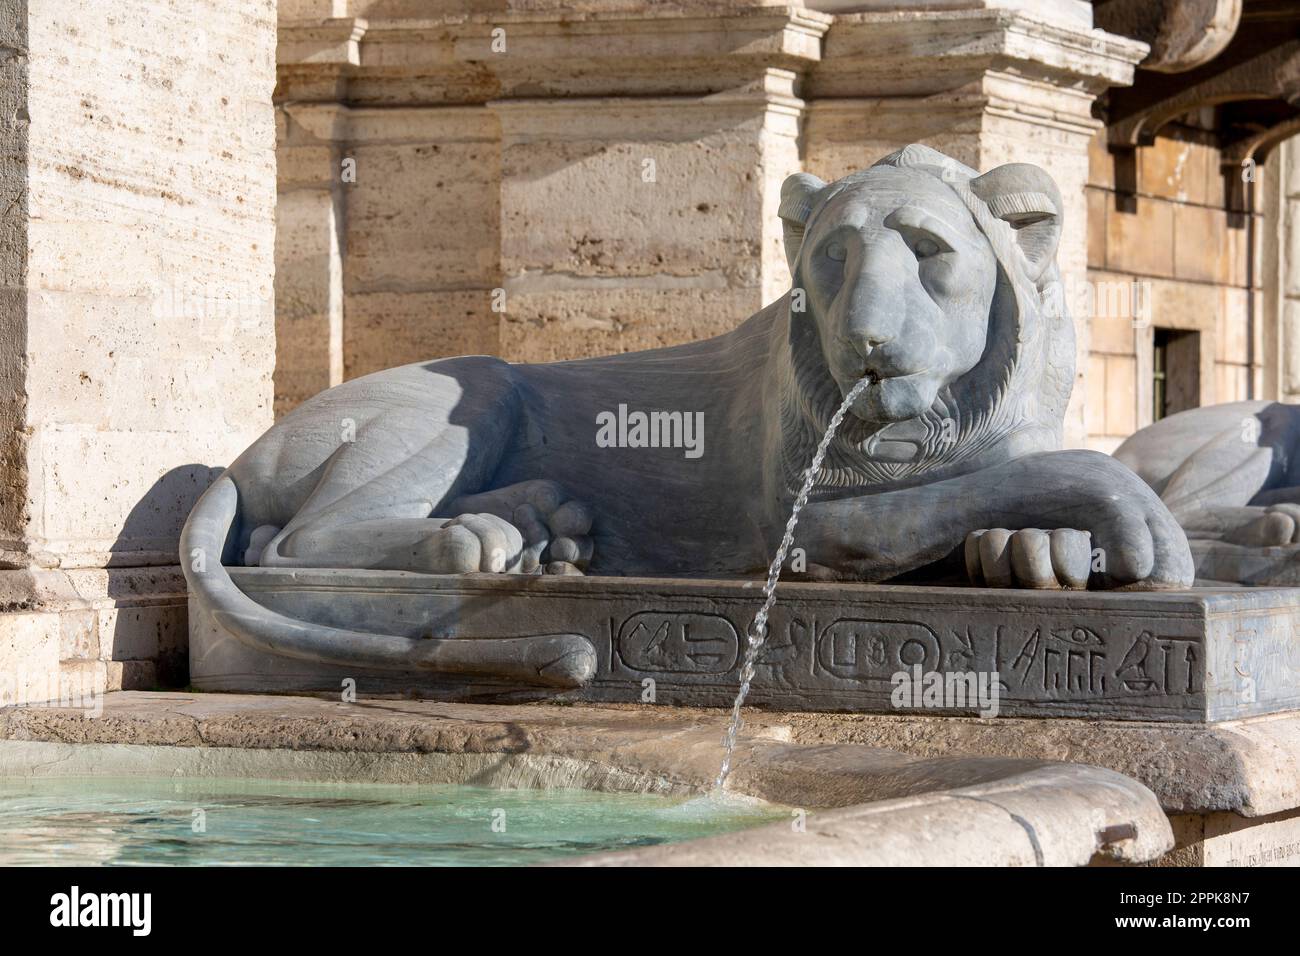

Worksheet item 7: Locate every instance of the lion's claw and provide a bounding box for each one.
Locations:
[450,479,596,573]
[965,528,1091,589]
[1224,503,1300,546]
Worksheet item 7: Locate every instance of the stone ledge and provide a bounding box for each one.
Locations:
[276,6,1145,106]
[568,762,1162,867]
[278,8,830,104]
[746,708,1300,817]
[192,569,1300,723]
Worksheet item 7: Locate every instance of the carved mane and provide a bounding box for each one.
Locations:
[777,145,1076,496]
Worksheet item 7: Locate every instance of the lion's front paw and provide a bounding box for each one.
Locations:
[964,528,1092,589]
[1224,504,1300,546]
[995,450,1195,589]
[415,513,525,574]
[449,479,595,574]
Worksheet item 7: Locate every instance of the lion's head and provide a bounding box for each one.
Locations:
[776,144,1074,491]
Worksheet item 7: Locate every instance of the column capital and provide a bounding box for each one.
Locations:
[811,8,1148,99]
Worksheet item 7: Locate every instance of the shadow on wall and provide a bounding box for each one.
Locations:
[112,464,227,567]
[107,464,225,687]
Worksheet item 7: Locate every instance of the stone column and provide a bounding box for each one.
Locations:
[804,5,1148,447]
[478,9,825,363]
[275,103,347,417]
[0,0,277,700]
[275,4,828,372]
[492,74,803,362]
[342,106,502,379]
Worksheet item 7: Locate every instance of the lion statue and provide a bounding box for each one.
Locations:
[181,144,1193,688]
[1116,399,1300,584]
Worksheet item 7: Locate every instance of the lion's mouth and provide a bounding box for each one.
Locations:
[844,367,882,404]
[843,365,935,426]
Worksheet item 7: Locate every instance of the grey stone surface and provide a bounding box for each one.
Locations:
[1116,400,1300,584]
[189,569,1300,722]
[762,708,1300,817]
[566,764,1168,867]
[181,144,1195,690]
[0,692,1174,866]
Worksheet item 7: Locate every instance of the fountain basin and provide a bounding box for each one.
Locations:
[0,775,784,866]
[190,569,1300,722]
[0,692,1173,866]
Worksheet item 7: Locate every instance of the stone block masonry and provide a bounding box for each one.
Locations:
[0,0,277,699]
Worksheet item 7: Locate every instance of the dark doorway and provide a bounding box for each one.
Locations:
[1152,328,1200,422]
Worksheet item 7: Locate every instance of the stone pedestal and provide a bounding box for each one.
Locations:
[187,567,1300,866]
[0,0,277,703]
[190,570,1300,723]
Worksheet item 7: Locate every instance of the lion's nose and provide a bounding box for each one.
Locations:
[838,246,907,359]
[843,304,897,362]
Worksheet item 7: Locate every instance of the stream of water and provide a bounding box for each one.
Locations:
[715,376,873,789]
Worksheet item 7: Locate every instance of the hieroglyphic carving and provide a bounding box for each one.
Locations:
[813,619,941,684]
[615,611,738,674]
[790,614,1204,703]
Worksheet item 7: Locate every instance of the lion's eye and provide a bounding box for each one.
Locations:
[825,241,847,262]
[914,237,942,259]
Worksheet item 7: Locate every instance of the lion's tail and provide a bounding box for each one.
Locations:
[179,474,597,688]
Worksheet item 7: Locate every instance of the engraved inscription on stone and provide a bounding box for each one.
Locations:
[616,611,739,674]
[1000,624,1111,696]
[754,617,807,671]
[1112,630,1201,697]
[814,619,941,684]
[799,614,1206,704]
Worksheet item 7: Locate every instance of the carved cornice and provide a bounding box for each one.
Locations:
[276,7,832,106]
[808,9,1148,99]
[276,6,1148,110]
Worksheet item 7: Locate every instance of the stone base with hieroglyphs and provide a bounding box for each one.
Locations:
[190,570,1300,722]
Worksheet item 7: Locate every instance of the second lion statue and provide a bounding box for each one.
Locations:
[182,144,1194,687]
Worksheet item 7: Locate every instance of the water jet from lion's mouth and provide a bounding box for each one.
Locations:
[854,370,881,396]
[714,375,874,790]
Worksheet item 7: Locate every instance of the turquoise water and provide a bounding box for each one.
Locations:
[0,777,783,866]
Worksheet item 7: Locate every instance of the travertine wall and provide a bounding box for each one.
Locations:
[0,0,276,697]
[495,83,800,362]
[1084,121,1265,451]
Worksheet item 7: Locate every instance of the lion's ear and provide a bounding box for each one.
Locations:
[969,163,1062,283]
[778,172,827,275]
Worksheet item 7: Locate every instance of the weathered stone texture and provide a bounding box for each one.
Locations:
[0,0,277,697]
[186,570,1296,722]
[11,0,276,567]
